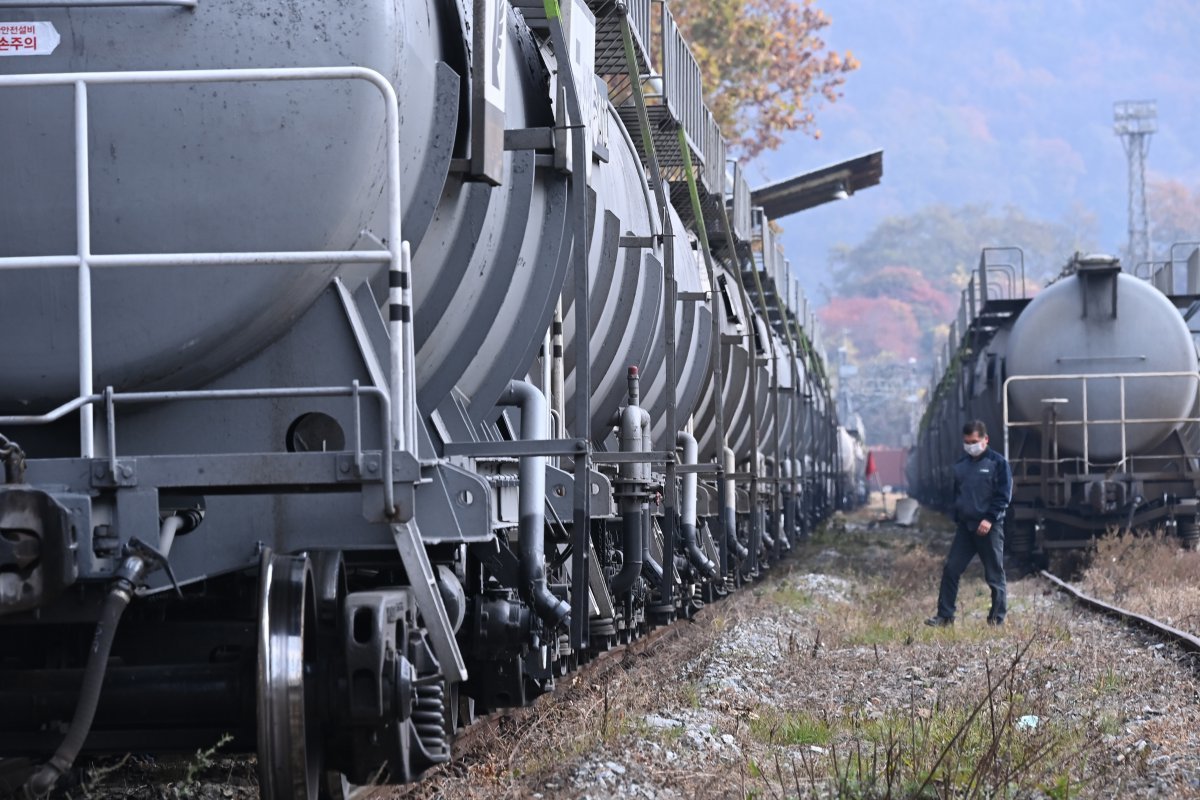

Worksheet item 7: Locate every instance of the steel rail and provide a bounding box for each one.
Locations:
[1041,570,1200,653]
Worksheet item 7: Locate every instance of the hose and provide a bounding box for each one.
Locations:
[24,555,146,798]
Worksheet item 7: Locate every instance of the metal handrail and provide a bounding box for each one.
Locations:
[986,263,1017,299]
[1001,371,1200,469]
[1015,451,1200,472]
[701,107,725,196]
[0,383,396,513]
[1169,242,1200,274]
[1143,244,1200,295]
[0,66,414,476]
[980,246,1027,299]
[657,1,704,156]
[1134,261,1164,280]
[726,159,751,241]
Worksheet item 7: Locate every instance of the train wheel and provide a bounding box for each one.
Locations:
[257,551,324,800]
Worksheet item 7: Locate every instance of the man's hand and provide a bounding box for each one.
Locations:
[976,519,992,536]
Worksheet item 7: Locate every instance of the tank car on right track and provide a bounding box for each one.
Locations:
[912,249,1200,563]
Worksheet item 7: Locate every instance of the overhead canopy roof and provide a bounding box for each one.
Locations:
[750,150,883,219]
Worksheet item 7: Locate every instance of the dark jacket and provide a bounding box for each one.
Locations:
[953,447,1012,526]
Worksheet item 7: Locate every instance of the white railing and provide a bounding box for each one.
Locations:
[1002,371,1200,469]
[0,67,416,472]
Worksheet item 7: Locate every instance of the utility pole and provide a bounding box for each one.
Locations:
[1113,100,1156,267]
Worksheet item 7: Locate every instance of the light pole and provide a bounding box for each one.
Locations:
[1113,100,1157,268]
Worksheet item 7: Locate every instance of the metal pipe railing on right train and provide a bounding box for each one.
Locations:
[1002,371,1200,470]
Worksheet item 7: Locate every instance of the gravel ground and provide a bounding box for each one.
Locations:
[390,504,1200,799]
[32,501,1200,799]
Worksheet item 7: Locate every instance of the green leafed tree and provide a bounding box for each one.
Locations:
[672,0,859,158]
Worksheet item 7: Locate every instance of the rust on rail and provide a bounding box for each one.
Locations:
[1041,570,1200,653]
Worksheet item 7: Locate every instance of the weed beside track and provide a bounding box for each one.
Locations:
[390,505,1200,798]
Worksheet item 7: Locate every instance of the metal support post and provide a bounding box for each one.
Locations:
[770,356,782,556]
[547,0,592,653]
[674,125,728,581]
[661,211,678,602]
[716,208,760,574]
[732,203,789,555]
[621,10,677,604]
[73,82,96,458]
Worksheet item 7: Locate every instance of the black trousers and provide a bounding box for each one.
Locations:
[937,521,1006,621]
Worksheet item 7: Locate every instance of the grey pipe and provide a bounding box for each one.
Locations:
[722,446,748,561]
[781,459,797,543]
[610,402,646,595]
[760,508,775,551]
[552,301,565,440]
[677,431,717,577]
[622,367,662,586]
[761,455,777,552]
[637,404,662,586]
[497,381,570,628]
[158,514,185,558]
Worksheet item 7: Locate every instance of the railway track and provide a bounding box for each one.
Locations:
[1041,570,1200,654]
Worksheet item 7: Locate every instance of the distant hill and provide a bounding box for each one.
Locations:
[751,0,1200,306]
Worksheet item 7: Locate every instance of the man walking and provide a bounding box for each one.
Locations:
[926,420,1012,627]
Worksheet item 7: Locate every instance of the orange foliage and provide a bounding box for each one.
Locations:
[673,0,859,157]
[818,296,921,361]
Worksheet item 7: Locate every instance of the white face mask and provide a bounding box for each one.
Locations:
[964,441,986,457]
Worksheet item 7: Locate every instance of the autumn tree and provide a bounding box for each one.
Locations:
[1148,178,1200,258]
[818,296,921,362]
[672,0,858,157]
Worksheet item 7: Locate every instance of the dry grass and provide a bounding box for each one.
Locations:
[387,520,1200,799]
[725,527,1121,798]
[387,612,728,799]
[740,629,1119,799]
[1077,529,1200,634]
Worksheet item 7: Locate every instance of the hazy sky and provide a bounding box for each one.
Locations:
[750,0,1200,300]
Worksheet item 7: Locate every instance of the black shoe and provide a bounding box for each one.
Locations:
[924,616,953,628]
[987,616,1004,626]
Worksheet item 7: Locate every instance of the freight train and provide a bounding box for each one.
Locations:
[911,248,1200,564]
[0,1,844,796]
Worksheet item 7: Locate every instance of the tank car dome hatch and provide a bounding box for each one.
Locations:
[1006,262,1198,461]
[1073,253,1121,270]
